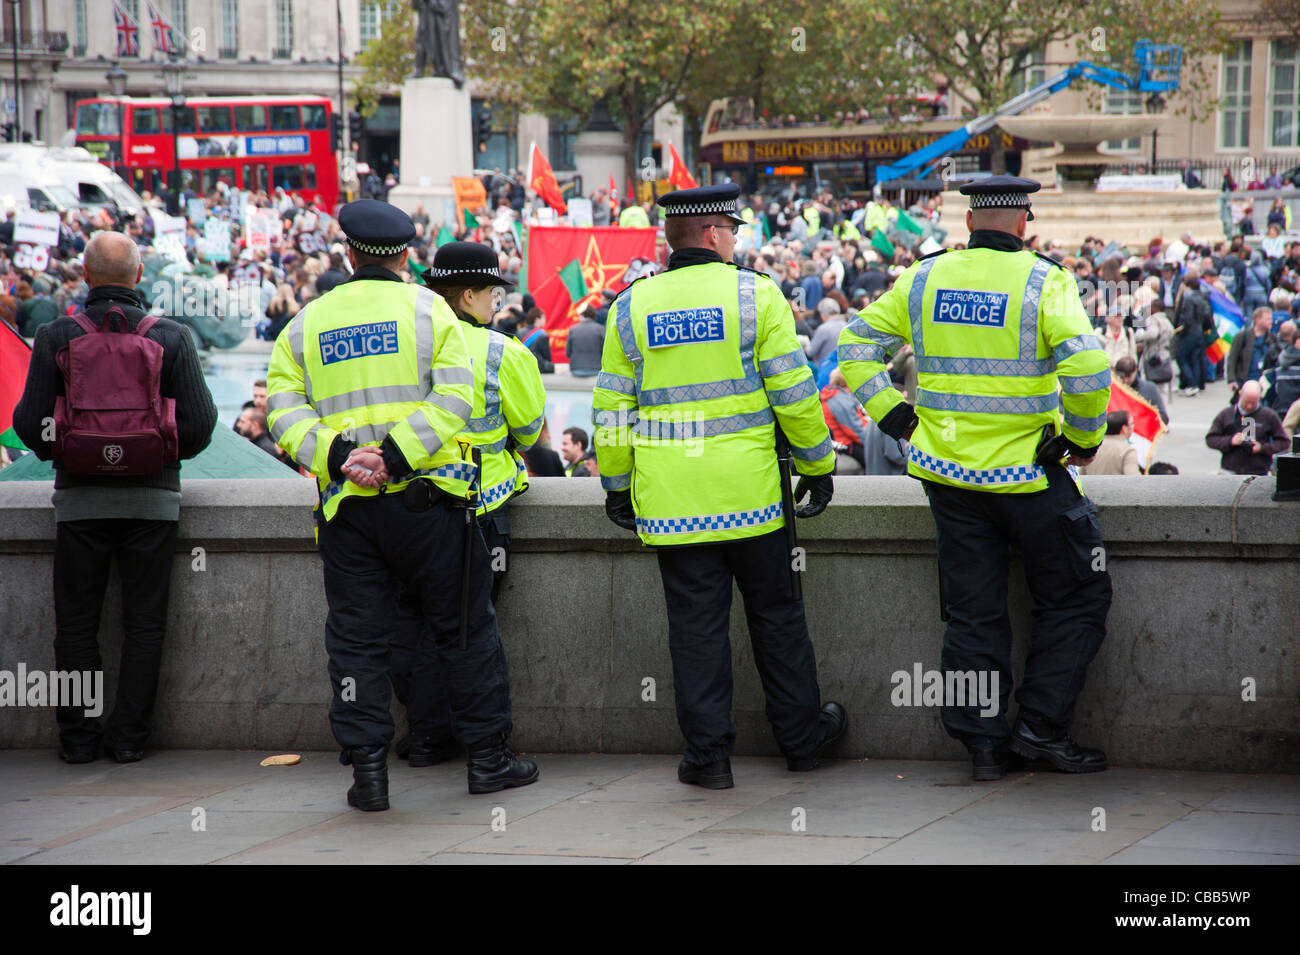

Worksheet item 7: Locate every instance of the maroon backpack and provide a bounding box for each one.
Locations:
[52,306,178,475]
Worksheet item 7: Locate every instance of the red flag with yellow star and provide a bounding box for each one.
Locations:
[527,226,658,363]
[527,142,567,215]
[666,142,698,190]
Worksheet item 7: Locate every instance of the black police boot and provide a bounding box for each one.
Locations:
[466,734,539,795]
[677,758,734,790]
[1010,721,1107,773]
[346,745,390,811]
[969,739,1011,781]
[394,733,412,760]
[408,735,461,768]
[786,701,848,771]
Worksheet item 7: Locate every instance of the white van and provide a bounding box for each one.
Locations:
[47,146,143,216]
[0,144,81,214]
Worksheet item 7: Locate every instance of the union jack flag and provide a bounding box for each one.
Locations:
[114,2,140,58]
[146,1,174,56]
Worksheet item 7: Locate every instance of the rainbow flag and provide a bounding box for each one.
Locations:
[1200,280,1243,364]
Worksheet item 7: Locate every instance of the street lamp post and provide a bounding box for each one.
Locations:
[105,62,128,177]
[5,0,20,141]
[161,56,185,215]
[1145,92,1166,172]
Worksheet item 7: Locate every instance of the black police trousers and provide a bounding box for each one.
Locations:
[317,493,512,751]
[655,528,823,765]
[390,511,511,741]
[923,464,1112,745]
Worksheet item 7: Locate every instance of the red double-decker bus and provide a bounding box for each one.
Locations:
[73,94,338,209]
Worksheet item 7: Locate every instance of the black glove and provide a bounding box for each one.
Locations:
[794,473,833,518]
[604,490,637,531]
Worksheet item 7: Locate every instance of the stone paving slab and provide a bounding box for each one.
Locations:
[1,751,1295,865]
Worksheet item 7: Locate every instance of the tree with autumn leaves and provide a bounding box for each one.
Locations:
[356,0,1227,179]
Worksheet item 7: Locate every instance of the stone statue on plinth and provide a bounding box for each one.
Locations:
[412,0,464,88]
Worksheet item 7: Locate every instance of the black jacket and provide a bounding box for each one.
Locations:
[13,285,218,492]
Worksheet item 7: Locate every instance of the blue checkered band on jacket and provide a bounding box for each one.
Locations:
[663,200,738,216]
[347,236,410,256]
[909,446,1045,486]
[480,459,525,509]
[635,501,783,535]
[968,193,1031,211]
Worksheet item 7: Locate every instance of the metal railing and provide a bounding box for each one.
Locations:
[1098,156,1300,188]
[0,30,68,53]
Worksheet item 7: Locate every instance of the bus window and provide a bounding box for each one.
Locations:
[302,104,327,130]
[234,105,267,131]
[273,165,305,190]
[200,167,236,194]
[132,108,163,134]
[304,164,317,189]
[75,102,119,136]
[269,105,300,131]
[161,107,196,134]
[198,106,233,133]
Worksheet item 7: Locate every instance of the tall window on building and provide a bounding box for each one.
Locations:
[274,0,294,59]
[1104,86,1143,152]
[73,0,88,56]
[1010,48,1046,97]
[1271,40,1299,148]
[220,0,239,60]
[359,1,380,48]
[548,117,578,171]
[170,0,188,51]
[1219,40,1252,149]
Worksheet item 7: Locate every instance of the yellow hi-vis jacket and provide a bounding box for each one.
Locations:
[266,277,476,522]
[838,246,1110,493]
[458,322,547,515]
[593,254,835,546]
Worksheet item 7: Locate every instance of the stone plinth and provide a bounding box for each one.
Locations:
[385,76,472,216]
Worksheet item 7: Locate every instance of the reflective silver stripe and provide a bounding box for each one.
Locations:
[294,425,320,470]
[909,446,1045,486]
[404,411,444,457]
[790,435,833,461]
[846,314,905,354]
[594,408,638,429]
[269,406,316,438]
[737,270,759,380]
[766,377,817,406]
[632,407,773,440]
[353,424,391,444]
[640,377,761,406]
[1053,334,1104,363]
[266,391,304,414]
[483,332,505,421]
[601,473,631,491]
[839,341,889,364]
[287,312,306,366]
[1018,257,1053,361]
[906,256,942,360]
[474,436,509,455]
[425,392,472,422]
[917,391,1059,415]
[315,384,425,417]
[853,370,893,405]
[413,287,437,386]
[515,413,544,436]
[615,291,643,390]
[1059,369,1111,394]
[596,371,635,395]
[1063,409,1107,432]
[434,366,474,386]
[759,348,805,377]
[467,413,506,433]
[916,355,1057,377]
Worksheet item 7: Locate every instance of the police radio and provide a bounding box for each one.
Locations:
[1034,426,1070,467]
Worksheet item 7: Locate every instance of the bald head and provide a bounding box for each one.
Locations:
[84,231,143,289]
[1239,379,1262,413]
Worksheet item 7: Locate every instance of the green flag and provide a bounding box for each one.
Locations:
[896,210,924,235]
[0,427,27,452]
[462,207,477,230]
[514,221,528,292]
[871,230,895,261]
[435,225,455,247]
[409,259,428,280]
[558,258,587,304]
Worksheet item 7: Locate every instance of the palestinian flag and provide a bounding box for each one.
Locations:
[1107,379,1167,468]
[1,320,31,451]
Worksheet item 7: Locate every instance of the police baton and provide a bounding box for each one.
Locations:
[458,444,483,651]
[774,426,802,602]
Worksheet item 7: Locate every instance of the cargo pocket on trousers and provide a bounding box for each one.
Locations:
[1058,498,1105,581]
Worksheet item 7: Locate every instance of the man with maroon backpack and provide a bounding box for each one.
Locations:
[13,231,217,764]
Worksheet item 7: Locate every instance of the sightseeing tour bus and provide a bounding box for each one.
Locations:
[697,97,1032,202]
[73,94,338,208]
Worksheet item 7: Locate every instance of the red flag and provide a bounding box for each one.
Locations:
[527,226,657,363]
[527,142,567,215]
[1,320,32,450]
[666,142,698,190]
[626,177,635,206]
[1106,379,1166,467]
[608,172,617,196]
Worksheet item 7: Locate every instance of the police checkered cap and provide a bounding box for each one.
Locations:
[428,264,502,279]
[347,236,410,256]
[968,192,1031,211]
[663,199,739,217]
